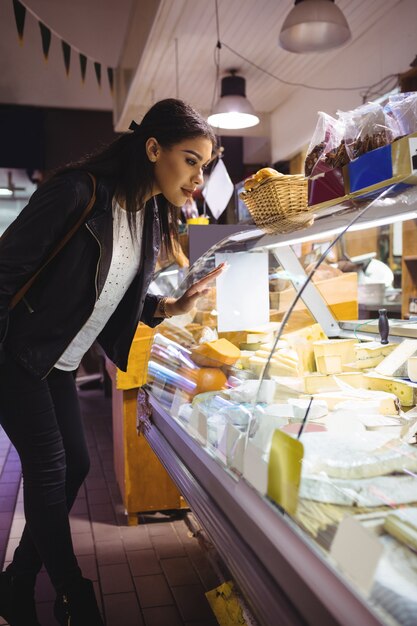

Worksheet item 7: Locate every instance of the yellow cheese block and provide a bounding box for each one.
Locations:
[248,356,268,377]
[238,351,254,369]
[268,358,299,377]
[364,374,417,407]
[282,323,327,373]
[313,339,356,374]
[255,349,273,359]
[191,338,240,367]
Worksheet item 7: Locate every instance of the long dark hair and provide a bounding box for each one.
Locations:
[57,99,216,256]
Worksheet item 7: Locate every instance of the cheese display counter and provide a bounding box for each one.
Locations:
[143,186,417,626]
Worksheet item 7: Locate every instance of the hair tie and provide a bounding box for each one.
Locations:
[129,120,141,132]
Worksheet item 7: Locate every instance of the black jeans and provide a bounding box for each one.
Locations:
[0,356,90,592]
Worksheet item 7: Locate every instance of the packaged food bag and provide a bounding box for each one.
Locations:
[304,112,345,177]
[338,102,396,161]
[387,92,417,137]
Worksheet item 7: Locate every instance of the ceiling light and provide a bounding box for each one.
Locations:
[208,71,260,130]
[0,188,13,197]
[279,0,351,53]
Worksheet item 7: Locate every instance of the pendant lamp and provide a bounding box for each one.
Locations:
[279,0,351,53]
[208,70,260,130]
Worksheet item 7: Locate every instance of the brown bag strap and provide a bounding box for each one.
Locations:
[10,172,97,310]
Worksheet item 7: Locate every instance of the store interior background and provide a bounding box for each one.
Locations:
[1,0,416,227]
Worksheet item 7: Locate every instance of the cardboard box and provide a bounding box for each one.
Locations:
[347,132,417,199]
[307,166,348,209]
[308,132,417,210]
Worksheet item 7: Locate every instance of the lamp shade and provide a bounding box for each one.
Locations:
[208,73,260,129]
[279,0,351,53]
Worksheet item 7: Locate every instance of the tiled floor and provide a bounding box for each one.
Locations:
[0,386,224,626]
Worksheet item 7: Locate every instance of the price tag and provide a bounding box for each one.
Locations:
[330,516,383,596]
[267,430,303,515]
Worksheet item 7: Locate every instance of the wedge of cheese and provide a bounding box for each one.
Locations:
[313,339,356,374]
[268,359,298,377]
[303,372,364,394]
[354,341,396,366]
[364,374,417,407]
[343,357,386,370]
[313,389,399,415]
[248,356,268,377]
[191,338,240,367]
[375,339,417,377]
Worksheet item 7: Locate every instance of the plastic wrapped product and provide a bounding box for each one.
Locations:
[304,112,345,176]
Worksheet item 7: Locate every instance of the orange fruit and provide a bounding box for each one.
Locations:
[192,367,227,396]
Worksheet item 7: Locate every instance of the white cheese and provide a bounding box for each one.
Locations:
[375,339,417,377]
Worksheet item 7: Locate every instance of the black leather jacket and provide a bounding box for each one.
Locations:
[0,170,163,378]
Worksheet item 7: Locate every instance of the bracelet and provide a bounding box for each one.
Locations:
[159,297,172,319]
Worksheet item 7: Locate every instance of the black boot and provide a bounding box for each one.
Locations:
[0,569,41,626]
[54,577,104,625]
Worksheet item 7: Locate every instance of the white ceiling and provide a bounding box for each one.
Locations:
[118,0,409,128]
[1,0,416,161]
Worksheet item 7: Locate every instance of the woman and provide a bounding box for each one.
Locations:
[0,98,223,625]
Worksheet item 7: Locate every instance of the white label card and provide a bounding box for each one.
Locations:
[330,516,383,596]
[215,251,269,332]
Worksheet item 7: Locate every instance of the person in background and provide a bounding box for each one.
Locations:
[0,98,224,626]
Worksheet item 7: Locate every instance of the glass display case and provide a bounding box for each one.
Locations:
[144,186,417,626]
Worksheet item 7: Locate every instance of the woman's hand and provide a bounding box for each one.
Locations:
[163,263,228,317]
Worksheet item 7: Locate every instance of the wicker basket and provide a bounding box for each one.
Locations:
[240,174,314,234]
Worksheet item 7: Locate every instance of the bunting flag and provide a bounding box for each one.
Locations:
[39,22,51,60]
[11,0,115,90]
[12,0,26,44]
[94,62,101,88]
[61,41,71,76]
[79,53,87,83]
[107,67,114,94]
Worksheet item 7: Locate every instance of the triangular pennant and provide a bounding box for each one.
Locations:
[62,41,71,76]
[12,0,26,44]
[94,62,101,88]
[79,53,87,83]
[107,67,114,94]
[39,22,51,61]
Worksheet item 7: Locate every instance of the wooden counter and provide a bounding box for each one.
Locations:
[105,358,184,525]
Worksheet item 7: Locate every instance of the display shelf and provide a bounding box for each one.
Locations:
[143,184,417,626]
[147,395,383,626]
